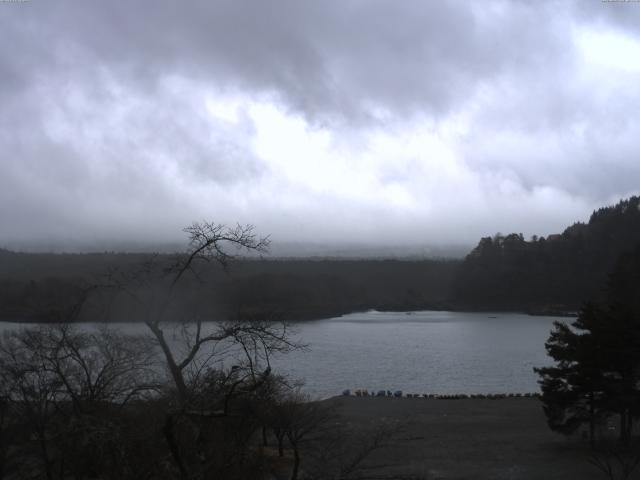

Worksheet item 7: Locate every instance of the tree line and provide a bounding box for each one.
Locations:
[0,251,457,323]
[454,196,640,313]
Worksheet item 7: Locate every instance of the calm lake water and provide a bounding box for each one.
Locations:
[0,310,568,399]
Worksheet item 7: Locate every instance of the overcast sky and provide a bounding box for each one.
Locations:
[2,1,640,252]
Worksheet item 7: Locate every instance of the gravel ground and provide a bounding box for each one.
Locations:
[322,396,608,480]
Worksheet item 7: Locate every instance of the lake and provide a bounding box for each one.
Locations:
[0,310,567,399]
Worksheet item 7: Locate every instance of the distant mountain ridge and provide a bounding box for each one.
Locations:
[452,196,640,312]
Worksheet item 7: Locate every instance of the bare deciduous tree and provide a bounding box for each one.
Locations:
[589,443,640,480]
[267,389,336,480]
[1,222,308,479]
[0,325,161,480]
[110,222,282,406]
[102,222,307,478]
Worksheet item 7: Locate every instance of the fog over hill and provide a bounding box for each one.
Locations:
[0,239,471,260]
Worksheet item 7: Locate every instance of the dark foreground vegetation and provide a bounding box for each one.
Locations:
[535,244,640,467]
[0,223,401,480]
[0,324,404,480]
[2,196,640,322]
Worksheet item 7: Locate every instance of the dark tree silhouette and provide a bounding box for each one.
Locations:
[534,302,608,446]
[535,244,640,448]
[0,325,160,479]
[455,196,640,312]
[104,222,307,478]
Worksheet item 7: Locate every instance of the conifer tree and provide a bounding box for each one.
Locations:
[535,245,640,447]
[535,302,607,446]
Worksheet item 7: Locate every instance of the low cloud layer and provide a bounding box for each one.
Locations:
[1,1,639,252]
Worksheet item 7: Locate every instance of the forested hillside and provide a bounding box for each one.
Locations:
[453,196,640,312]
[0,251,457,322]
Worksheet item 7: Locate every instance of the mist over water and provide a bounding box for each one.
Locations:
[0,310,562,399]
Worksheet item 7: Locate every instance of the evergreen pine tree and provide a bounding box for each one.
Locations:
[535,245,640,447]
[535,302,607,446]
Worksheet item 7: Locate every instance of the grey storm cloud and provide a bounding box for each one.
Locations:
[1,0,640,250]
[1,1,576,121]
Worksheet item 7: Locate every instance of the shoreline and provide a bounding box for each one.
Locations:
[0,306,578,324]
[336,390,541,400]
